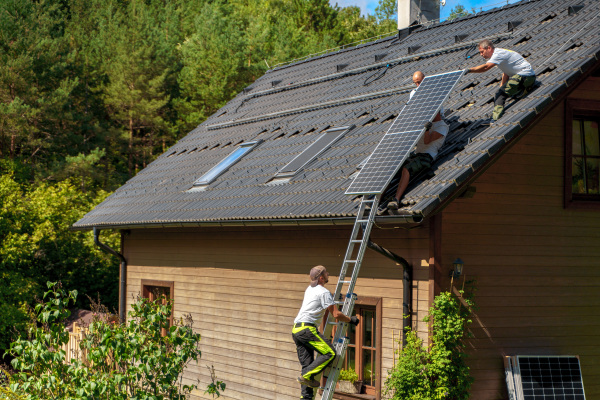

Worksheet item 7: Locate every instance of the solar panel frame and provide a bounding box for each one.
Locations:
[345,70,465,195]
[506,355,586,400]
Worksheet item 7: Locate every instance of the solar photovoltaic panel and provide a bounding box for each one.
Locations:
[345,70,465,195]
[506,355,586,400]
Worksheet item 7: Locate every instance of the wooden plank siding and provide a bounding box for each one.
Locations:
[123,224,429,399]
[441,77,600,399]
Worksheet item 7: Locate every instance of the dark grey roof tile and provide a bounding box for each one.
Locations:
[74,0,600,229]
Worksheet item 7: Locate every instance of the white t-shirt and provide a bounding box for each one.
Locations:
[415,120,449,159]
[294,285,334,326]
[487,48,535,76]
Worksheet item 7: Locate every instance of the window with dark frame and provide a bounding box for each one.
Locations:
[141,280,174,336]
[192,140,261,187]
[565,99,600,208]
[274,126,353,178]
[331,296,382,399]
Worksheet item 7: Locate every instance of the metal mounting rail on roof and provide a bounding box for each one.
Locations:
[206,85,414,130]
[241,33,513,102]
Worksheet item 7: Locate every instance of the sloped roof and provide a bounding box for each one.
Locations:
[74,0,600,230]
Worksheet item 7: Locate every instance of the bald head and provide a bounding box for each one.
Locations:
[413,71,425,86]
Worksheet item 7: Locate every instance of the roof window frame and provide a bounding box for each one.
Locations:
[274,125,353,179]
[193,140,261,187]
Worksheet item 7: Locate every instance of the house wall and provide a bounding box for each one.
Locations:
[123,223,430,400]
[441,76,600,399]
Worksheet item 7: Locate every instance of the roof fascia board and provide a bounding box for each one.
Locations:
[425,57,600,218]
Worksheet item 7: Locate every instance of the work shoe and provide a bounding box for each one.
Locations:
[387,199,400,210]
[297,376,320,388]
[492,105,504,121]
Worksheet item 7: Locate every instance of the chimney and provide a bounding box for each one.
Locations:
[398,0,440,30]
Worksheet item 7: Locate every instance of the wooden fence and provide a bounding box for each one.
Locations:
[61,323,87,364]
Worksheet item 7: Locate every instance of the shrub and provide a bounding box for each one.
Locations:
[4,281,224,399]
[384,291,474,400]
[338,368,359,383]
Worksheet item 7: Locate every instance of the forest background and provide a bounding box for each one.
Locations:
[0,0,469,361]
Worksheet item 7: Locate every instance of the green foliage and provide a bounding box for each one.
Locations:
[6,282,78,399]
[447,5,471,21]
[205,365,226,398]
[384,291,474,400]
[0,0,397,187]
[339,368,359,383]
[5,282,213,400]
[0,174,118,355]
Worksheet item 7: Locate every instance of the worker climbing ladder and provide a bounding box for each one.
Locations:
[316,71,466,399]
[319,194,380,400]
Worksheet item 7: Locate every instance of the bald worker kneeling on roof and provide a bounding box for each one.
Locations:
[466,39,536,121]
[387,71,450,211]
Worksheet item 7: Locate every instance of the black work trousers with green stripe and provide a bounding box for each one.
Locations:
[292,323,336,399]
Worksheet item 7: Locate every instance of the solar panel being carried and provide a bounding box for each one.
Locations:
[345,70,465,196]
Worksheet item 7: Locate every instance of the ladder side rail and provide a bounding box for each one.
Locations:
[340,201,378,315]
[321,337,350,400]
[333,200,371,293]
[320,197,379,400]
[324,197,376,339]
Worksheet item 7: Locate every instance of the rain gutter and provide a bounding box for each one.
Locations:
[74,214,423,231]
[93,227,127,323]
[366,240,412,347]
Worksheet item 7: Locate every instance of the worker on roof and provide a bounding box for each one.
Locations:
[292,265,359,399]
[387,71,450,211]
[466,39,536,121]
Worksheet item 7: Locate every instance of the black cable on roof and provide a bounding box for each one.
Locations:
[364,64,392,86]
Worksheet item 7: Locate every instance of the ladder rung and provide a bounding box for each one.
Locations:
[344,260,357,264]
[338,280,352,284]
[356,219,369,223]
[350,239,363,243]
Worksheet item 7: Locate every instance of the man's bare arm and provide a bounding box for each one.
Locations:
[327,304,351,323]
[468,62,496,73]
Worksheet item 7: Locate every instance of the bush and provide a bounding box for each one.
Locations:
[338,368,359,383]
[384,291,474,400]
[3,281,224,400]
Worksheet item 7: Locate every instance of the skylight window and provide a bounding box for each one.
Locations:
[193,140,260,186]
[274,126,352,178]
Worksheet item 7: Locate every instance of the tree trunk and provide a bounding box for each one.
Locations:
[129,117,134,177]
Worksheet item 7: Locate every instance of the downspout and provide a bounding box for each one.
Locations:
[367,240,412,348]
[93,227,127,323]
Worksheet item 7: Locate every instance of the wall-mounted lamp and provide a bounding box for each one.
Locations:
[450,258,464,278]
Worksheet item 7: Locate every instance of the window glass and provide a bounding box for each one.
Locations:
[363,310,373,347]
[586,159,600,194]
[571,117,600,197]
[193,141,259,186]
[339,303,378,396]
[362,349,375,386]
[572,120,582,155]
[584,120,600,156]
[572,157,585,194]
[566,101,600,206]
[275,126,350,178]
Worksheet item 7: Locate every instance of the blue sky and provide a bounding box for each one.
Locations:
[332,0,522,20]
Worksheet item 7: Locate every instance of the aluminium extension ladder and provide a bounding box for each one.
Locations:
[318,194,380,400]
